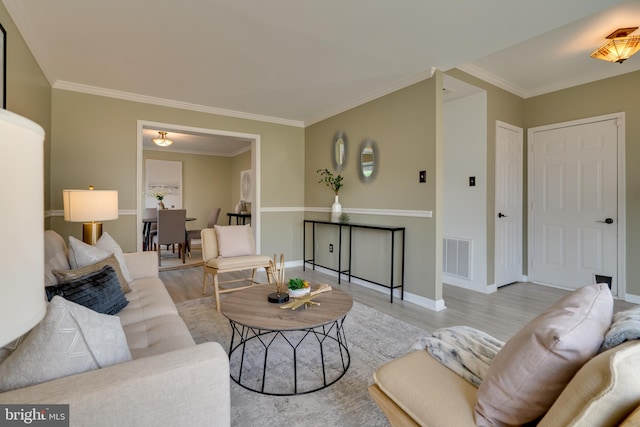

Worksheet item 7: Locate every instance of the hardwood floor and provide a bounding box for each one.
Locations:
[161,265,636,342]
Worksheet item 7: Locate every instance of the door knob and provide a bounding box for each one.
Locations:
[596,218,614,224]
[498,212,507,218]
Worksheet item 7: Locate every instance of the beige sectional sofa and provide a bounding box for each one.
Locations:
[0,230,230,427]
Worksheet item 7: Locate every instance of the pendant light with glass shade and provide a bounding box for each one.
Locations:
[152,131,174,147]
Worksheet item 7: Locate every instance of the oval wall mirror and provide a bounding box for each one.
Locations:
[358,138,378,184]
[332,132,348,172]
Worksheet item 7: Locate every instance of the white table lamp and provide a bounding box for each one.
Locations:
[0,109,47,347]
[63,188,119,245]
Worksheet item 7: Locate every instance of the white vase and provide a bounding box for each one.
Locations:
[331,194,342,222]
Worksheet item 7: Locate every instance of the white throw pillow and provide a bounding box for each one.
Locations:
[68,233,132,284]
[214,225,254,257]
[95,232,133,284]
[0,296,132,392]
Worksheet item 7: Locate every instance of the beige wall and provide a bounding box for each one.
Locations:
[143,150,236,231]
[305,73,444,304]
[0,3,52,216]
[49,89,304,258]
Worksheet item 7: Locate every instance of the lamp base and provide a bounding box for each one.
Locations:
[82,222,103,245]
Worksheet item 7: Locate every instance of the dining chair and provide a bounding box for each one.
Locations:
[152,209,187,266]
[186,207,221,256]
[143,208,158,251]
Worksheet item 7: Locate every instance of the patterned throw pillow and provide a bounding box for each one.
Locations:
[0,296,131,392]
[46,265,128,315]
[53,254,131,294]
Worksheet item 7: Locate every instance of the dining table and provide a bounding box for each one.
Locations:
[142,216,196,251]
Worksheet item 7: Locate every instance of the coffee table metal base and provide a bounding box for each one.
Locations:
[228,316,350,395]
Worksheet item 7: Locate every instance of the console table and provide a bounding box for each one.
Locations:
[303,219,405,302]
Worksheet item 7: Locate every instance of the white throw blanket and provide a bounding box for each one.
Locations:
[411,326,504,387]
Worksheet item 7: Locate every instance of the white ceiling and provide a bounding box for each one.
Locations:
[4,0,640,140]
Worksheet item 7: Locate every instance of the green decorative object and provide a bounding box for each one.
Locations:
[339,213,350,223]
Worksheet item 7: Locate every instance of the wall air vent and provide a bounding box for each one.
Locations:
[443,237,471,279]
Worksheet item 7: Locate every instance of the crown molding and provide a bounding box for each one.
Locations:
[457,63,528,98]
[52,81,305,128]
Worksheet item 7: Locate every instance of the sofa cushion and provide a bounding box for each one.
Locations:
[475,283,613,426]
[0,296,131,392]
[53,253,131,294]
[117,277,179,327]
[46,265,129,315]
[214,225,253,257]
[374,350,477,426]
[123,314,195,359]
[539,341,640,427]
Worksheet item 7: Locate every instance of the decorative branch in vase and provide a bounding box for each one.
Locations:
[317,168,344,222]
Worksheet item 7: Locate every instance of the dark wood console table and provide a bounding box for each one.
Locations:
[303,219,405,303]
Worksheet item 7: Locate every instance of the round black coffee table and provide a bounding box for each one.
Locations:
[221,285,353,395]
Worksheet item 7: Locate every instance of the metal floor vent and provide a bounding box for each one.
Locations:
[443,237,471,279]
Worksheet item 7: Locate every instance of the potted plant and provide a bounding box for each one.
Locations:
[288,277,310,298]
[317,168,344,222]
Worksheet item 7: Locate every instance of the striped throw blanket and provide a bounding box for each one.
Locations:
[411,326,504,387]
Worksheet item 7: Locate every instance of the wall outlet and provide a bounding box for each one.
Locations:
[329,244,334,253]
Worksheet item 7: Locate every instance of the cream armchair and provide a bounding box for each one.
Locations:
[201,226,273,311]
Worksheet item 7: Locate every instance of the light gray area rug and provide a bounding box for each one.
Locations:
[176,297,430,427]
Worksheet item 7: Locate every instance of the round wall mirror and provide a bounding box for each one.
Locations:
[332,132,348,172]
[358,138,378,184]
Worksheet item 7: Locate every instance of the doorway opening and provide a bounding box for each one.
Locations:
[136,120,261,251]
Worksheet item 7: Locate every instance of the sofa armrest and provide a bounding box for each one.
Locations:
[124,251,159,280]
[0,343,230,427]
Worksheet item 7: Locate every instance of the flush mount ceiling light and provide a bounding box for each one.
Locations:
[152,131,173,147]
[591,27,640,64]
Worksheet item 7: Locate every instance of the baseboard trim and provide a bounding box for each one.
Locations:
[625,293,640,304]
[443,274,496,294]
[305,264,445,312]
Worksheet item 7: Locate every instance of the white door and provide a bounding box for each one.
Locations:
[495,121,523,287]
[530,118,619,292]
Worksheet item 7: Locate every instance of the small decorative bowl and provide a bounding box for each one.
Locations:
[288,287,310,298]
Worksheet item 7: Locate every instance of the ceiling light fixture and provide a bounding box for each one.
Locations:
[152,131,173,147]
[591,27,640,64]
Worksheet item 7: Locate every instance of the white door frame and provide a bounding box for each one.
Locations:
[495,120,523,287]
[527,112,626,298]
[136,120,261,251]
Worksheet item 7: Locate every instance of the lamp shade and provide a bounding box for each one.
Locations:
[63,189,119,222]
[0,109,47,347]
